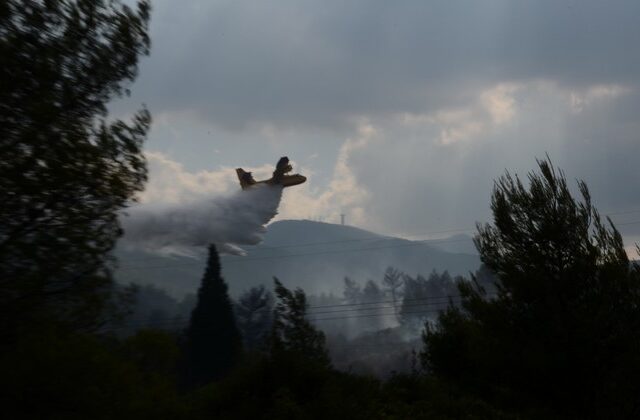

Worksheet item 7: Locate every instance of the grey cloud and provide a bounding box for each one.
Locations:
[343,86,640,244]
[114,0,640,253]
[122,0,640,129]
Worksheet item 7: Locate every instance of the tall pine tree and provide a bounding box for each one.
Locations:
[1,0,152,335]
[423,158,640,418]
[235,285,273,352]
[184,244,241,388]
[382,266,404,317]
[271,278,330,368]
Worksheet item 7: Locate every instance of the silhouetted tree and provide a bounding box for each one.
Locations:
[361,279,385,331]
[0,0,152,334]
[424,270,456,298]
[342,276,361,304]
[308,292,342,308]
[118,284,183,335]
[362,279,383,301]
[382,266,404,317]
[184,245,241,387]
[400,274,430,332]
[470,264,498,296]
[1,328,183,419]
[271,278,330,368]
[423,157,640,418]
[235,285,273,352]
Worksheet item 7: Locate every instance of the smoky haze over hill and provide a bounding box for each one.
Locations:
[119,183,283,256]
[115,219,480,297]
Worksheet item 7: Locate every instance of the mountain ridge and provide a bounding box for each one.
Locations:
[115,219,480,297]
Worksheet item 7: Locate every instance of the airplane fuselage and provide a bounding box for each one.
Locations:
[236,162,306,190]
[244,174,307,190]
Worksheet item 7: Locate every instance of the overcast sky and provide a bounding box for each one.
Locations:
[115,0,640,254]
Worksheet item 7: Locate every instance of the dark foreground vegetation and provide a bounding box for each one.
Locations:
[3,1,640,418]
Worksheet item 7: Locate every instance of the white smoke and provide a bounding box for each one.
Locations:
[120,184,283,256]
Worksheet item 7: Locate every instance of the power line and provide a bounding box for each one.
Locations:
[110,295,470,330]
[310,307,449,322]
[102,306,452,332]
[615,220,640,226]
[101,293,497,333]
[307,299,460,316]
[606,209,640,217]
[306,294,467,310]
[308,294,497,319]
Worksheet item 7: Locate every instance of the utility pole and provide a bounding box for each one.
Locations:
[340,213,345,225]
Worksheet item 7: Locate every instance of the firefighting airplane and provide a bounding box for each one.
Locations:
[236,156,307,190]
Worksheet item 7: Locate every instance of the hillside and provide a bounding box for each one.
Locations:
[115,220,480,297]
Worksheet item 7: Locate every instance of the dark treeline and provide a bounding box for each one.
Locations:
[3,1,640,418]
[118,264,486,378]
[118,265,470,378]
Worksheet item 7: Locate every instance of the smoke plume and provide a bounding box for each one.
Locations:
[120,184,283,256]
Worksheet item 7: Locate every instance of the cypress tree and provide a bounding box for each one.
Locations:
[184,244,241,387]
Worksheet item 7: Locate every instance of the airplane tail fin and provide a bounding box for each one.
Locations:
[236,168,255,190]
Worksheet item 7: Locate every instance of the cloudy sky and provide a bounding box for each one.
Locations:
[115,0,640,253]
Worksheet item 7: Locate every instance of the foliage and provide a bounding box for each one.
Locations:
[0,0,152,334]
[187,358,515,420]
[115,284,196,336]
[0,323,514,419]
[423,157,640,418]
[360,279,385,331]
[382,266,404,314]
[0,327,182,420]
[235,285,273,352]
[271,278,330,368]
[400,271,458,332]
[342,276,361,304]
[183,244,242,388]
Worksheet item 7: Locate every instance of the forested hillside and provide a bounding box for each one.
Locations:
[115,220,480,297]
